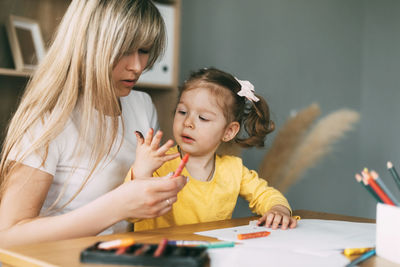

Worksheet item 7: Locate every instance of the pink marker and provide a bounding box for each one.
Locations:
[172,154,189,178]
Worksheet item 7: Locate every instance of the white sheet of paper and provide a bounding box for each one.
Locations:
[196,219,375,251]
[207,246,350,267]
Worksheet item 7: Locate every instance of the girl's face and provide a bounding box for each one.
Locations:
[112,48,150,97]
[173,87,238,157]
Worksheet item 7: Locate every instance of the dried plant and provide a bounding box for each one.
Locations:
[259,103,321,186]
[276,109,360,193]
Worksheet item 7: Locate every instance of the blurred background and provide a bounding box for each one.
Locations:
[179,0,400,219]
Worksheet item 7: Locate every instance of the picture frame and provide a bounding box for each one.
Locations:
[5,15,46,71]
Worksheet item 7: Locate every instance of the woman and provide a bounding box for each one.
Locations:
[0,0,186,247]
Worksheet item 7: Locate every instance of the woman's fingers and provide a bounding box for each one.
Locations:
[152,175,187,193]
[155,203,173,217]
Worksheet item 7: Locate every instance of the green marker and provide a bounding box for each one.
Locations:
[200,241,235,249]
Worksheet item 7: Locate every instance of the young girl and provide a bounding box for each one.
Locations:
[0,0,187,248]
[129,67,297,231]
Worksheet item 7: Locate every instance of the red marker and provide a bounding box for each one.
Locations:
[237,231,270,240]
[153,238,168,257]
[172,154,189,178]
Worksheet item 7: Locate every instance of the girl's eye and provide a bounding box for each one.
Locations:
[199,116,209,121]
[177,110,186,115]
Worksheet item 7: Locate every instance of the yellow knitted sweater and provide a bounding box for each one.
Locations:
[127,146,291,231]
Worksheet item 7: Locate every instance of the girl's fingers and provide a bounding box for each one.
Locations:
[157,140,175,155]
[162,153,180,162]
[135,131,145,145]
[264,212,275,228]
[289,217,298,228]
[144,128,154,146]
[150,130,163,150]
[271,213,282,230]
[257,214,267,226]
[280,215,290,230]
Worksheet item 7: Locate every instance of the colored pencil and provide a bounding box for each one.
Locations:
[370,170,400,206]
[345,248,376,267]
[387,161,400,191]
[356,174,383,203]
[362,170,395,206]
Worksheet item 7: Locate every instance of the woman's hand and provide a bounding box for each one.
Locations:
[114,174,187,219]
[132,128,179,178]
[257,205,297,230]
[0,164,187,248]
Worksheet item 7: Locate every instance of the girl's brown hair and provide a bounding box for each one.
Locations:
[179,67,275,147]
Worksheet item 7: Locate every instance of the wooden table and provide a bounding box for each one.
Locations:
[0,210,396,267]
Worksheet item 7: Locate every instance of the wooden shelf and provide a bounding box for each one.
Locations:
[0,68,175,90]
[0,68,32,77]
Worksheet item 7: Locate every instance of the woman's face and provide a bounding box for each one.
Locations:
[112,48,150,97]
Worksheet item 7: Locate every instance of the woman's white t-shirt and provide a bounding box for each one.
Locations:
[12,91,159,234]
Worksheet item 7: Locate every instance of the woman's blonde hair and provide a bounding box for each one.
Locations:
[0,0,166,207]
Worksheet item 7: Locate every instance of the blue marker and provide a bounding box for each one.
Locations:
[345,248,376,267]
[167,240,235,249]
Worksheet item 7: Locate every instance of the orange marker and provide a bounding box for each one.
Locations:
[237,231,270,240]
[172,154,189,178]
[98,238,135,250]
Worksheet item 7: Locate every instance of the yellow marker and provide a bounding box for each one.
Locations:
[98,238,135,250]
[293,215,301,220]
[343,247,374,256]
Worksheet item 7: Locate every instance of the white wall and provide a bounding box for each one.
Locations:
[179,0,400,218]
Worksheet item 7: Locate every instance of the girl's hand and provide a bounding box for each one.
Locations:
[115,174,187,219]
[132,128,179,178]
[257,205,297,230]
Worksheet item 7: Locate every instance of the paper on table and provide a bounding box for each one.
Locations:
[207,246,350,267]
[196,219,375,251]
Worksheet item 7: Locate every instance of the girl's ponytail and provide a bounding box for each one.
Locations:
[235,94,274,148]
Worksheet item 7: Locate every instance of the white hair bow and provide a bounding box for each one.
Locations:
[235,78,260,102]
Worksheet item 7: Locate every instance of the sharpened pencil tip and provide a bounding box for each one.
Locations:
[370,170,378,179]
[387,161,393,169]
